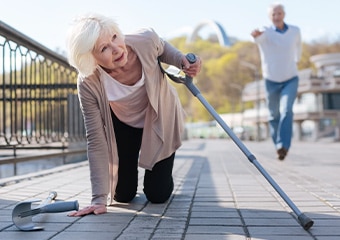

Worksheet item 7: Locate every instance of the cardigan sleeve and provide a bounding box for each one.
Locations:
[77,77,110,205]
[143,28,184,68]
[158,41,184,69]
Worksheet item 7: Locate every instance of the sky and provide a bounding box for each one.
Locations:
[1,0,340,54]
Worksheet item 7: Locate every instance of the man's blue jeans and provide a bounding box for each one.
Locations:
[265,76,299,151]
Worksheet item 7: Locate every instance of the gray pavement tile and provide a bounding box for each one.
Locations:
[191,211,240,218]
[301,205,338,212]
[76,214,132,223]
[239,209,293,219]
[309,226,340,235]
[0,209,13,222]
[307,212,340,220]
[153,227,185,234]
[185,235,247,240]
[50,231,119,240]
[311,218,340,227]
[32,212,79,223]
[248,226,311,236]
[237,201,285,209]
[189,217,243,226]
[120,225,155,234]
[128,216,161,228]
[65,222,126,232]
[186,225,245,235]
[151,234,184,239]
[8,222,73,232]
[193,196,234,201]
[0,231,58,240]
[243,217,299,226]
[162,211,189,218]
[192,201,235,206]
[312,238,340,240]
[251,236,313,240]
[0,222,12,231]
[191,205,237,212]
[115,233,152,239]
[157,218,187,228]
[167,201,192,208]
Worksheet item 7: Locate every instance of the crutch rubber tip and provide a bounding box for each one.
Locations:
[298,213,314,230]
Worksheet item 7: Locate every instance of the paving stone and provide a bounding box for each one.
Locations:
[0,139,339,239]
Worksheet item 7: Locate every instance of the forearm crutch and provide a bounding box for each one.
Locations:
[159,53,314,230]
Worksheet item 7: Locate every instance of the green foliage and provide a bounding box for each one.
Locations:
[168,35,340,122]
[169,37,258,121]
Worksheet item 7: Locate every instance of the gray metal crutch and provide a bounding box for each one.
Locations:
[159,53,314,230]
[12,191,79,231]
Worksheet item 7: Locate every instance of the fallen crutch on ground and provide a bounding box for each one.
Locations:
[12,191,79,231]
[158,53,314,231]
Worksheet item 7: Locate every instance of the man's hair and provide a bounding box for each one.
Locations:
[267,2,285,16]
[66,13,124,77]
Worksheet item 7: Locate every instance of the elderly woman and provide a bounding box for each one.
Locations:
[66,13,201,216]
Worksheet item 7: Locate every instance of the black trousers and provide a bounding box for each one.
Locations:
[111,111,174,203]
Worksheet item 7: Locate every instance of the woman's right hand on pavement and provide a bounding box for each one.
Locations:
[68,204,107,217]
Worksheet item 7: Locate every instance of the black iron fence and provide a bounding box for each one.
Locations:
[0,21,86,154]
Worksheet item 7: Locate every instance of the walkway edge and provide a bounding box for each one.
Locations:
[0,161,88,187]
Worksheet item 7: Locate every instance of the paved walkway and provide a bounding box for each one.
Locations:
[0,138,339,240]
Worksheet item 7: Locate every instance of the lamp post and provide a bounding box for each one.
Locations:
[240,61,261,141]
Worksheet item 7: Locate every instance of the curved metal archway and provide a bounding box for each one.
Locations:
[187,20,231,47]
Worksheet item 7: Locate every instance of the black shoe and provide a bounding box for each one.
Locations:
[277,148,288,160]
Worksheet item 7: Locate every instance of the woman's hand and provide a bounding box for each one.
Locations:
[68,204,107,217]
[181,54,202,77]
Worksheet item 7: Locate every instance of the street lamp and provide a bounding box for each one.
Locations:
[240,61,261,141]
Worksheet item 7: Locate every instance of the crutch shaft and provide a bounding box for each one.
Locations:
[161,53,314,230]
[193,87,314,230]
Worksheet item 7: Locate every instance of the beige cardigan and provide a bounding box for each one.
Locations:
[77,28,186,205]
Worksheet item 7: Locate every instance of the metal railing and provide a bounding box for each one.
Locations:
[0,20,86,155]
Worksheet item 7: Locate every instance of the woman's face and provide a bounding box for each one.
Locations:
[92,30,127,71]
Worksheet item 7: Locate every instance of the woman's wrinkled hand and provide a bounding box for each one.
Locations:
[181,54,202,77]
[68,204,107,217]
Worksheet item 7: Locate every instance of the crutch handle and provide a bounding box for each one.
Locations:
[186,53,197,64]
[40,200,79,214]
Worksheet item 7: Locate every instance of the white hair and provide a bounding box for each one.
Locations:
[66,13,124,77]
[267,2,285,16]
